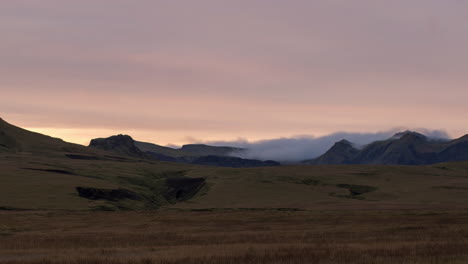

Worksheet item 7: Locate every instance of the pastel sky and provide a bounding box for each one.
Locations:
[1,0,467,146]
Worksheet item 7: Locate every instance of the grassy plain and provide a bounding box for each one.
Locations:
[2,149,468,211]
[1,209,468,264]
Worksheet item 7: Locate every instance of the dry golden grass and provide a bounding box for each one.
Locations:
[1,209,468,263]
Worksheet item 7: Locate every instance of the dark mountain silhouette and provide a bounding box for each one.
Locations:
[308,140,359,165]
[304,131,468,165]
[89,135,279,167]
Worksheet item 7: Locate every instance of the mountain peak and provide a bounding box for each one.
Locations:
[392,131,426,140]
[304,139,358,165]
[336,139,353,146]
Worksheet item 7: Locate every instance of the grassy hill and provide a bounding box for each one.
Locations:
[2,117,468,211]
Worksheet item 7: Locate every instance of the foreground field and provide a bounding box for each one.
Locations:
[3,148,468,211]
[1,209,468,264]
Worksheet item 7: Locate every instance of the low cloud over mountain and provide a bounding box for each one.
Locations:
[192,129,449,163]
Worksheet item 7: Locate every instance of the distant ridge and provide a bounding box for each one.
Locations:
[135,141,194,158]
[180,144,245,156]
[304,131,468,165]
[89,134,280,168]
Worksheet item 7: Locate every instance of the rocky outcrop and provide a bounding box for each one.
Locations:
[89,135,148,158]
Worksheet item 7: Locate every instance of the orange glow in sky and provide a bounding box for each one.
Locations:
[2,1,467,145]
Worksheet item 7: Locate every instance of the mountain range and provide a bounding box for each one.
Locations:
[304,131,468,165]
[89,129,468,167]
[3,115,468,166]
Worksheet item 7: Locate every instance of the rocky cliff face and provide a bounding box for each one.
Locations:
[89,135,148,158]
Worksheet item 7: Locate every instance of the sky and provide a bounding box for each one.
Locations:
[1,0,467,146]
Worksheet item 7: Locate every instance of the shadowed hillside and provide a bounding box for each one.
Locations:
[0,118,88,154]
